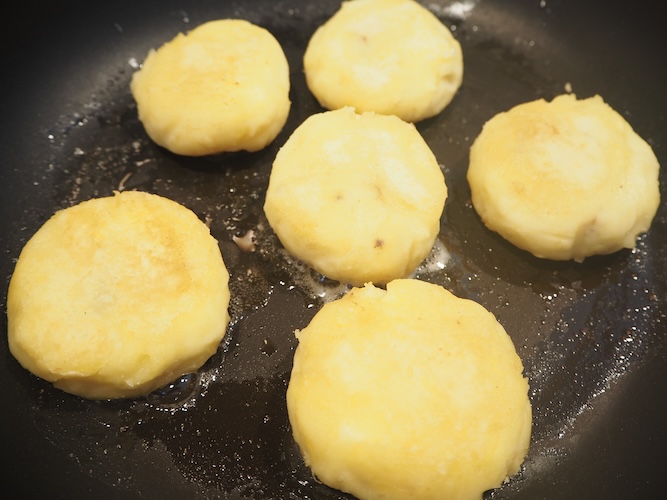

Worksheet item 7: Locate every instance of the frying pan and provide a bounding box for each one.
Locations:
[1,0,666,498]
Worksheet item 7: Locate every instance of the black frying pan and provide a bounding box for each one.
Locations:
[1,1,666,499]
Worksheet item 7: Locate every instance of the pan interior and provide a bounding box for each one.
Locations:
[1,1,665,499]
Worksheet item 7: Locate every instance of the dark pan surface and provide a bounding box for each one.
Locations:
[1,1,666,498]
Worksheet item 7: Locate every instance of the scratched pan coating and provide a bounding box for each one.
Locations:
[1,1,666,499]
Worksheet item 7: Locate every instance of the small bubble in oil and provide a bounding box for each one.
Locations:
[260,338,276,356]
[147,373,199,405]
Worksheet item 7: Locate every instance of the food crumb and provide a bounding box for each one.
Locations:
[233,230,256,252]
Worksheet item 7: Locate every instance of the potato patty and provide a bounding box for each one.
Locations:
[304,0,463,123]
[263,107,447,286]
[131,19,290,156]
[287,279,532,500]
[7,191,230,399]
[467,94,660,261]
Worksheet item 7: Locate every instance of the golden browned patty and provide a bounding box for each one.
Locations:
[7,191,230,399]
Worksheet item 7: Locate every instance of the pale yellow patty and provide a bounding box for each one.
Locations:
[7,191,230,400]
[304,0,463,123]
[131,19,290,156]
[263,107,447,286]
[467,94,660,261]
[287,279,532,500]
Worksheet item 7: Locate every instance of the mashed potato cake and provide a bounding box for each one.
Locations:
[467,94,660,261]
[263,107,447,286]
[7,191,230,400]
[131,19,290,156]
[287,279,532,500]
[303,0,463,123]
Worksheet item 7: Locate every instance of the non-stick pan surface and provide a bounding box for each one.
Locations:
[1,1,666,499]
